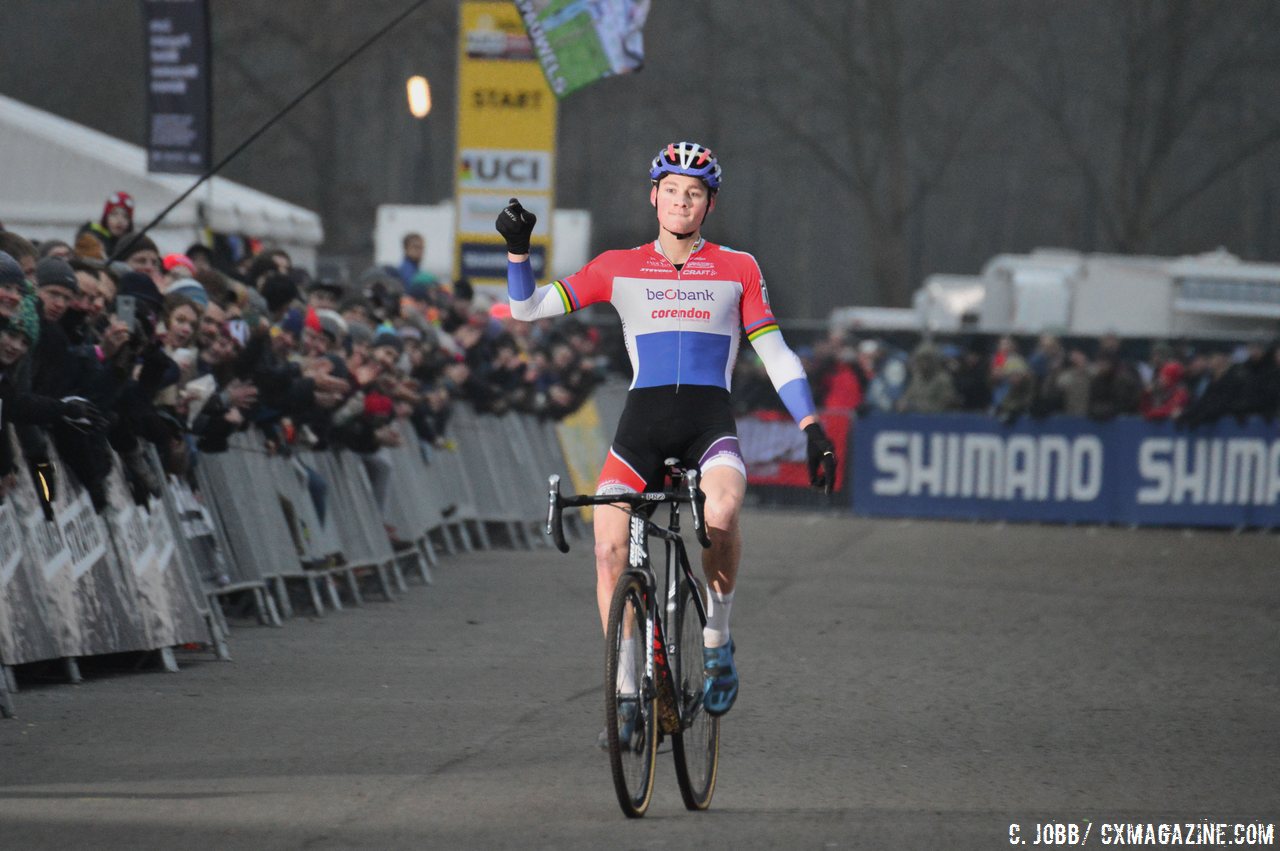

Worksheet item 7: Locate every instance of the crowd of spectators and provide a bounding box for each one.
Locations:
[9,191,1277,524]
[739,329,1280,428]
[0,192,612,519]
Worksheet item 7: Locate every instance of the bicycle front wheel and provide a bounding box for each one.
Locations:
[672,577,720,811]
[604,572,658,818]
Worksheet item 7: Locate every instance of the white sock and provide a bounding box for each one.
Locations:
[703,588,734,649]
[617,636,639,694]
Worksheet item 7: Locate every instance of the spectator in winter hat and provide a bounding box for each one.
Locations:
[167,278,209,309]
[372,324,403,351]
[118,234,163,284]
[117,270,164,310]
[162,254,196,291]
[338,295,375,327]
[76,190,135,259]
[301,306,330,357]
[34,257,79,323]
[405,270,438,303]
[307,279,345,311]
[1,293,40,352]
[0,251,28,322]
[347,319,374,349]
[315,308,348,345]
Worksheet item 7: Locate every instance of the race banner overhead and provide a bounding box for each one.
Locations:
[456,1,558,289]
[514,0,651,97]
[142,0,213,175]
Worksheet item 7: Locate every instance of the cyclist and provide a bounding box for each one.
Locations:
[497,141,835,723]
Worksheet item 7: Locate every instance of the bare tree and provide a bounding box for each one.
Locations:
[697,0,1001,307]
[994,0,1280,253]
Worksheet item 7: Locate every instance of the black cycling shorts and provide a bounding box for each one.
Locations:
[597,385,745,495]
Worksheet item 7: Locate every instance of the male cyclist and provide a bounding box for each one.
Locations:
[497,141,835,723]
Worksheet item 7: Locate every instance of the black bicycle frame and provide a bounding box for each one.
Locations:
[546,469,713,730]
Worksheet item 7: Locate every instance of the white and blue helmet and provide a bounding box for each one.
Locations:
[649,141,721,191]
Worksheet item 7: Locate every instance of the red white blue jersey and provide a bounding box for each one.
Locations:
[507,238,815,422]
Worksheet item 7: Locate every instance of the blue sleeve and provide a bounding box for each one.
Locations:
[507,258,535,301]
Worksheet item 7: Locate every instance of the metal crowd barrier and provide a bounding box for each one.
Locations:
[0,434,224,718]
[1,394,607,719]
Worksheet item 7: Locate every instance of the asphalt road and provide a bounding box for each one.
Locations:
[1,511,1277,849]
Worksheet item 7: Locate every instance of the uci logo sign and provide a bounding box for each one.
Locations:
[458,148,552,192]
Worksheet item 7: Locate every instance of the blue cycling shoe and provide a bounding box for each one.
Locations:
[597,695,639,750]
[702,639,738,716]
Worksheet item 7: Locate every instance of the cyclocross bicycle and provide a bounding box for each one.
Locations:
[546,460,720,818]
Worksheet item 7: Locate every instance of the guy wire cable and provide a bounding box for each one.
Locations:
[112,0,432,262]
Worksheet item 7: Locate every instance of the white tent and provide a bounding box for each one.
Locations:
[0,92,323,267]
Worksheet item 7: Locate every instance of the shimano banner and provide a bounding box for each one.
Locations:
[143,0,212,174]
[853,413,1280,528]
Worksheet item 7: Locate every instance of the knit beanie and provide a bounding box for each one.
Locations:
[35,257,79,293]
[167,279,208,307]
[346,320,374,346]
[0,251,24,288]
[101,191,135,229]
[117,271,164,312]
[372,323,404,353]
[278,307,304,338]
[406,270,438,301]
[316,308,348,342]
[8,294,40,346]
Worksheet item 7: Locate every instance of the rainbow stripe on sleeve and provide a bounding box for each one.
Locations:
[745,317,779,341]
[552,280,578,312]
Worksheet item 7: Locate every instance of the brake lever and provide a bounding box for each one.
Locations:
[686,470,712,549]
[547,474,570,553]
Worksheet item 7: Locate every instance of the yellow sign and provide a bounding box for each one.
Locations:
[455,1,557,286]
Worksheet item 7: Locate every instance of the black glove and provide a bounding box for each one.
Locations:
[495,197,536,255]
[29,459,56,520]
[804,422,836,493]
[58,396,107,432]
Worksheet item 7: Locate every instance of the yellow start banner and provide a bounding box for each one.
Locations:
[455,1,557,287]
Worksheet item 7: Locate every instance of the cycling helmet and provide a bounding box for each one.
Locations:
[649,141,721,191]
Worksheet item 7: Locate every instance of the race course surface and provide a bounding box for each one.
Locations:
[1,511,1276,849]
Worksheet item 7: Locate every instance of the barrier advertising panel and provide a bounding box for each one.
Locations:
[853,413,1280,528]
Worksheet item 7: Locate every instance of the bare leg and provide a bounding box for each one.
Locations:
[699,465,746,596]
[593,502,631,633]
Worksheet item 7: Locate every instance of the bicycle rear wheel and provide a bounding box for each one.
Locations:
[605,572,658,818]
[672,577,720,810]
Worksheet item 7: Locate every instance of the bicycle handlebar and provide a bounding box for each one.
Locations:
[545,473,713,553]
